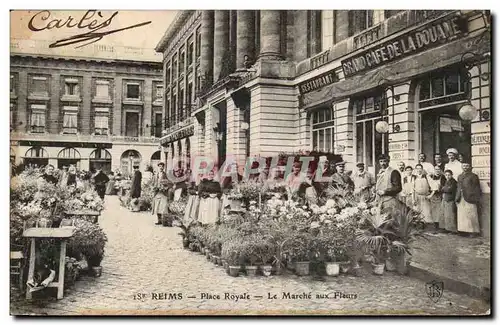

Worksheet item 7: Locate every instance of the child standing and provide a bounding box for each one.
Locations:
[441,169,458,233]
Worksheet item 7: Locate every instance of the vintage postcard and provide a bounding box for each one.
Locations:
[9,9,491,316]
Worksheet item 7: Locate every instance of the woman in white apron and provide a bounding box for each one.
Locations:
[197,170,222,225]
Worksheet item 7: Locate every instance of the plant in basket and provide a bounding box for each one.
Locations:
[67,220,108,272]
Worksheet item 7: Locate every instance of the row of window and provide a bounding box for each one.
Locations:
[10,75,164,102]
[12,103,164,138]
[165,26,202,87]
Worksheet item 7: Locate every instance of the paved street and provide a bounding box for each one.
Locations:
[11,196,490,316]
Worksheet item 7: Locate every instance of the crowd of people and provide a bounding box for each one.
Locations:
[139,147,482,237]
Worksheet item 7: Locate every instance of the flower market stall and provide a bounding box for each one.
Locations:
[10,168,108,298]
[175,151,427,278]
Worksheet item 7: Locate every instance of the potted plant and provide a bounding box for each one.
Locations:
[221,238,243,277]
[287,233,313,276]
[256,240,275,277]
[356,211,393,276]
[387,208,427,274]
[241,239,259,277]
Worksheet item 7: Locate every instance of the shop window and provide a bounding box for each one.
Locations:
[418,69,468,108]
[126,83,141,100]
[63,107,78,134]
[30,104,46,133]
[311,107,335,152]
[354,93,388,172]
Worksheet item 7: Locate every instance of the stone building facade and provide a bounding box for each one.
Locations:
[156,10,491,236]
[10,41,164,175]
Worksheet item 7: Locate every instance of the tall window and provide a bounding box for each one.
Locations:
[155,84,163,100]
[321,10,335,51]
[126,83,140,99]
[187,36,194,66]
[94,115,109,135]
[166,62,171,87]
[179,46,185,75]
[186,82,193,112]
[30,76,48,96]
[348,10,374,36]
[195,27,202,59]
[311,107,334,152]
[307,11,322,57]
[64,78,80,96]
[10,74,16,95]
[165,99,170,126]
[62,107,78,134]
[179,88,185,119]
[354,94,388,171]
[154,113,162,137]
[172,54,178,80]
[418,69,468,107]
[95,80,110,98]
[171,93,177,122]
[30,104,46,133]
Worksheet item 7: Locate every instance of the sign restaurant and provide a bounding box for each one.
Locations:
[298,71,339,95]
[341,15,468,78]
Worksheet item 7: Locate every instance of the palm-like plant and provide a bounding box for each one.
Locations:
[356,211,395,264]
[387,206,428,257]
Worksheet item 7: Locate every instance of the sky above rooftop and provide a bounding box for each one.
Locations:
[10,10,177,58]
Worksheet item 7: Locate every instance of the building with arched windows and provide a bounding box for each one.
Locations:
[10,40,166,175]
[156,10,490,236]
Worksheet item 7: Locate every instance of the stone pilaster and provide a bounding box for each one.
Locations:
[259,10,282,60]
[236,10,255,69]
[333,99,354,171]
[17,70,28,132]
[335,10,349,42]
[143,79,152,136]
[49,73,60,134]
[201,10,214,87]
[386,83,415,168]
[293,11,308,62]
[81,74,91,135]
[213,10,230,82]
[113,76,123,136]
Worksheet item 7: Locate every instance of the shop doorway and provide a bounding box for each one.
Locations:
[120,149,142,176]
[90,148,112,173]
[419,106,471,162]
[57,148,81,170]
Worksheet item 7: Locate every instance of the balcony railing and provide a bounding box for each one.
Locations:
[162,114,194,136]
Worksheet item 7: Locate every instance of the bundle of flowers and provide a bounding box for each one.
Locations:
[226,188,243,200]
[238,181,263,204]
[66,219,108,268]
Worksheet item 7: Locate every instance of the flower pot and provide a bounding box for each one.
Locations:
[229,266,240,277]
[261,265,273,277]
[294,261,310,276]
[396,253,409,275]
[182,239,190,249]
[223,261,230,274]
[245,265,258,277]
[385,258,397,272]
[205,250,211,260]
[188,243,194,251]
[325,262,340,276]
[372,263,385,275]
[339,262,351,274]
[92,266,102,277]
[213,256,221,266]
[209,254,214,263]
[200,247,206,255]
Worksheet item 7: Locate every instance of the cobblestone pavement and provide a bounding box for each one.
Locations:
[11,196,490,316]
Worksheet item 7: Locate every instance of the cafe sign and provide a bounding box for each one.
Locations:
[298,70,339,95]
[341,14,468,78]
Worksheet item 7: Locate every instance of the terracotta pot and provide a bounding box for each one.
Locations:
[372,263,385,275]
[261,265,273,277]
[246,265,258,276]
[92,266,102,277]
[339,262,351,274]
[229,266,240,277]
[294,261,310,276]
[325,262,340,276]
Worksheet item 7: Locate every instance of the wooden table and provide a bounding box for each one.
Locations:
[64,210,100,224]
[23,227,75,300]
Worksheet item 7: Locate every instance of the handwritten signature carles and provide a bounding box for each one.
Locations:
[28,10,151,49]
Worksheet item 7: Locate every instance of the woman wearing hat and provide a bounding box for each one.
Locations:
[445,148,463,180]
[152,162,170,226]
[197,169,222,225]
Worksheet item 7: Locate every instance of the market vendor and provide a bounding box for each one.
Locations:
[353,162,375,202]
[197,169,222,225]
[375,154,402,213]
[92,164,110,200]
[330,161,354,193]
[152,162,170,226]
[39,164,58,186]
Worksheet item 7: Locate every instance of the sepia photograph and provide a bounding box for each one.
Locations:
[8,7,492,316]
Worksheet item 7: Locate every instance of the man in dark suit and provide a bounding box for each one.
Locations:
[375,154,402,213]
[93,164,110,200]
[130,165,142,199]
